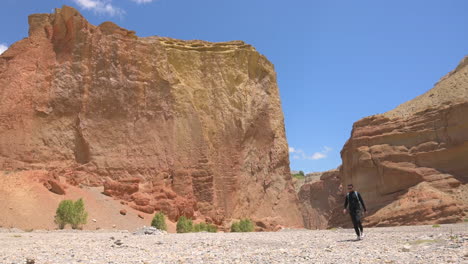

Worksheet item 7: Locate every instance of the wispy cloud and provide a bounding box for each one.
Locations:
[71,0,124,16]
[130,0,156,3]
[289,146,332,160]
[0,43,8,55]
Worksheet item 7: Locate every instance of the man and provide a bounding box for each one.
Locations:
[343,184,367,240]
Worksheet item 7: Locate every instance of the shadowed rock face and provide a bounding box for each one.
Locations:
[340,56,468,226]
[297,169,344,229]
[0,6,302,228]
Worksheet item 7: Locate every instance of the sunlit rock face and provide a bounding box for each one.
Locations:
[340,56,468,226]
[0,6,303,228]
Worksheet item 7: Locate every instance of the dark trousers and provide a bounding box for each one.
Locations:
[350,211,363,236]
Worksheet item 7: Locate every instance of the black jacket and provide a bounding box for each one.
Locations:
[344,191,367,212]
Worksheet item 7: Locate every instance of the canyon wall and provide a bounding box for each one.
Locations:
[0,6,302,228]
[340,56,468,226]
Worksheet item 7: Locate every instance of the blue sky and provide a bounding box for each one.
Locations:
[1,0,468,173]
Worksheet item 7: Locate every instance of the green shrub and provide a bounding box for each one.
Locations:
[55,198,88,229]
[193,222,218,233]
[151,212,167,231]
[193,222,207,232]
[176,216,193,233]
[432,224,440,228]
[55,200,73,229]
[230,219,255,232]
[206,224,218,233]
[292,170,305,179]
[230,221,240,232]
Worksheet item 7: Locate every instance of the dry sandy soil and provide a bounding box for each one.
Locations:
[0,171,178,232]
[0,224,466,264]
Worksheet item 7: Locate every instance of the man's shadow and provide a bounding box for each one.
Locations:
[337,239,362,242]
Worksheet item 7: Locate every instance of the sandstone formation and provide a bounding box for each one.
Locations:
[0,6,302,229]
[340,56,468,226]
[291,171,323,192]
[297,169,345,229]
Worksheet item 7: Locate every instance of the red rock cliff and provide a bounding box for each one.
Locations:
[0,6,302,228]
[340,56,468,226]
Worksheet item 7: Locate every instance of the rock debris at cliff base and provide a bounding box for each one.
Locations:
[0,224,466,264]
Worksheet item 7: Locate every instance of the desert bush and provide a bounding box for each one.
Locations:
[432,224,441,228]
[151,212,167,231]
[193,222,218,233]
[176,216,193,233]
[55,198,88,229]
[292,170,305,179]
[230,219,254,232]
[206,224,218,233]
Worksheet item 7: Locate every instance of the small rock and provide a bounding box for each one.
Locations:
[120,209,127,215]
[92,219,97,222]
[133,226,166,235]
[138,214,144,219]
[112,224,116,228]
[26,258,35,264]
[114,240,123,246]
[401,245,411,252]
[43,180,66,195]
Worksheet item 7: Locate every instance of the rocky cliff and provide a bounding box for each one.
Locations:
[297,169,344,229]
[0,6,303,229]
[340,56,468,226]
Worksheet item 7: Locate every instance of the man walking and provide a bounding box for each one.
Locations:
[343,184,367,240]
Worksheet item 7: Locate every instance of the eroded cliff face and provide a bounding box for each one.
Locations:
[297,169,344,229]
[0,6,302,228]
[340,56,468,226]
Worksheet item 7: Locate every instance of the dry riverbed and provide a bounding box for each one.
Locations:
[0,224,466,264]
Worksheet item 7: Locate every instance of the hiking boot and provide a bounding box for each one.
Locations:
[360,232,365,238]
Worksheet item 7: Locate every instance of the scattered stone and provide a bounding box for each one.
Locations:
[26,258,35,264]
[138,214,144,219]
[43,180,66,195]
[0,202,466,264]
[120,209,127,216]
[401,245,411,252]
[133,226,166,235]
[92,219,97,222]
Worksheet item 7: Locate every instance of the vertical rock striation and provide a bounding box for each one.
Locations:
[0,6,302,228]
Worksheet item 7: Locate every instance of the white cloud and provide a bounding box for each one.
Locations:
[0,43,7,55]
[310,152,326,160]
[131,0,155,3]
[289,146,332,160]
[71,0,124,16]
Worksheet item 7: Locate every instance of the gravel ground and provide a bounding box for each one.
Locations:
[0,224,466,264]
